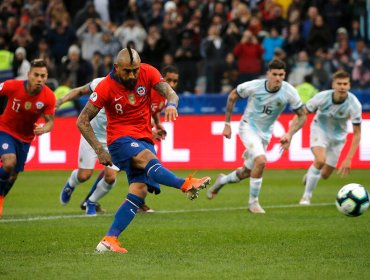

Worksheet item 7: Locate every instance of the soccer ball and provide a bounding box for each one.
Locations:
[335,183,369,217]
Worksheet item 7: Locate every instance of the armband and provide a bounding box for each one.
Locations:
[166,103,177,108]
[225,122,231,126]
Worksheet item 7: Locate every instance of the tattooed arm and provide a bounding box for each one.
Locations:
[77,102,112,166]
[154,81,179,122]
[223,89,239,139]
[280,106,307,151]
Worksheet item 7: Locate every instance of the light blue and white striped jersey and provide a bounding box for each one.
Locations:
[88,77,107,144]
[306,90,362,142]
[237,79,302,141]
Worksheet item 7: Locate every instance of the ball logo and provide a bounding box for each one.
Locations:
[136,86,146,96]
[36,101,44,109]
[0,82,3,91]
[130,142,139,148]
[2,143,9,150]
[90,92,98,102]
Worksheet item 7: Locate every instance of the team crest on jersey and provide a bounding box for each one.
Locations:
[136,85,146,96]
[2,143,9,150]
[128,94,136,105]
[25,101,32,110]
[338,111,343,116]
[90,92,98,102]
[36,101,44,109]
[0,83,3,91]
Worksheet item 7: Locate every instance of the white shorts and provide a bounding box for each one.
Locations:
[78,136,119,171]
[310,126,345,167]
[239,121,269,170]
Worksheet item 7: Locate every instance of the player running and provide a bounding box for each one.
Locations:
[0,59,56,217]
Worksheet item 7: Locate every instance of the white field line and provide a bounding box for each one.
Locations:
[0,202,334,223]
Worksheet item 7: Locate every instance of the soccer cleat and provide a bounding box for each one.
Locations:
[180,175,211,200]
[207,173,226,200]
[96,236,128,253]
[86,200,97,216]
[0,195,3,218]
[60,181,75,205]
[80,200,106,213]
[137,204,155,213]
[299,196,311,205]
[248,201,266,214]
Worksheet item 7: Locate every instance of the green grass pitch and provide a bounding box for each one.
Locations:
[0,169,369,280]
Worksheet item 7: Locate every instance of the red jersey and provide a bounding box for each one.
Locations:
[151,89,167,114]
[0,80,56,143]
[90,63,164,145]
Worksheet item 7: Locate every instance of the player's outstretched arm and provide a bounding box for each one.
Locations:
[338,124,361,177]
[223,89,239,139]
[280,106,307,151]
[77,102,112,166]
[55,84,90,108]
[154,82,179,122]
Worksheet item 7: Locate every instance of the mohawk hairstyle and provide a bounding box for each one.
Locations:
[127,44,134,65]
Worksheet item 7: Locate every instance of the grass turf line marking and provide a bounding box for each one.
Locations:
[0,202,334,223]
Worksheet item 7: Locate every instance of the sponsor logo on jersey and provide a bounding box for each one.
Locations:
[128,94,136,105]
[130,142,139,148]
[90,92,98,102]
[0,83,4,91]
[136,85,146,96]
[36,101,44,110]
[25,101,32,110]
[2,143,9,150]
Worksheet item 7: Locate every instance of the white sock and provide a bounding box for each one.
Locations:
[89,179,116,203]
[68,169,80,187]
[220,170,240,185]
[303,165,321,198]
[249,177,263,204]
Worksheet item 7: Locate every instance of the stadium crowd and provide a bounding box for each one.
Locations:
[0,0,369,98]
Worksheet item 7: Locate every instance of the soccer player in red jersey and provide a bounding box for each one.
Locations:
[0,59,56,217]
[76,47,210,253]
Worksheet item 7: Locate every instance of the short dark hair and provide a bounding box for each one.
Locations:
[161,65,179,76]
[268,58,286,71]
[30,58,47,68]
[332,70,350,80]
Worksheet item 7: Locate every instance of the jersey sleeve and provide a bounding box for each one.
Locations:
[236,80,259,98]
[305,91,325,113]
[43,89,56,115]
[88,79,107,109]
[147,65,164,88]
[0,80,15,97]
[286,83,303,111]
[350,96,362,124]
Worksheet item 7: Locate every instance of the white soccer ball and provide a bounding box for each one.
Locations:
[336,183,369,217]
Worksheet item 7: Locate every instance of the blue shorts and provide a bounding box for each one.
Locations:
[108,136,160,193]
[0,131,31,172]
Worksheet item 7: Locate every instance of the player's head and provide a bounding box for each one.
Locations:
[27,58,48,93]
[332,70,350,97]
[266,59,286,91]
[114,46,141,90]
[161,65,179,90]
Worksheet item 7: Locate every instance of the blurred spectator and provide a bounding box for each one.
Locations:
[73,1,101,29]
[248,15,263,37]
[201,24,228,93]
[99,31,121,58]
[348,19,365,49]
[352,52,370,89]
[114,19,147,53]
[46,21,76,66]
[295,74,318,104]
[123,0,146,28]
[221,52,239,94]
[233,30,263,84]
[54,78,78,117]
[161,53,175,70]
[352,39,368,61]
[283,23,305,60]
[141,25,169,70]
[311,49,334,90]
[222,21,241,53]
[231,3,251,34]
[307,15,332,55]
[60,44,92,91]
[145,0,164,28]
[174,30,201,93]
[288,50,313,86]
[301,6,319,41]
[262,27,284,67]
[287,0,305,21]
[10,25,34,54]
[0,44,13,82]
[100,54,113,76]
[30,15,48,46]
[264,4,288,35]
[46,0,71,28]
[12,47,30,80]
[108,0,128,25]
[91,51,105,79]
[94,0,109,23]
[322,0,349,38]
[76,18,106,60]
[332,28,352,60]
